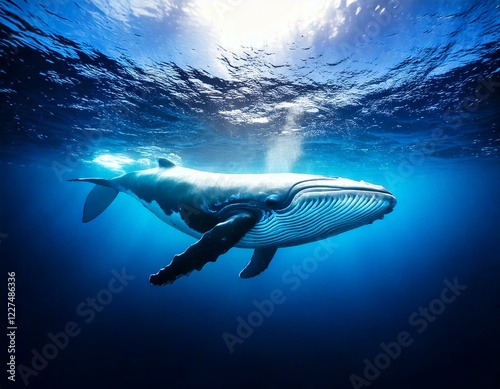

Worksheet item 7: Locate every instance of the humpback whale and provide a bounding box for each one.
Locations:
[69,159,396,286]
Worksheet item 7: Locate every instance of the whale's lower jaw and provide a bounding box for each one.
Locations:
[235,191,396,248]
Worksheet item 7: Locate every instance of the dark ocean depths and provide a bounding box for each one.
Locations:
[1,0,500,388]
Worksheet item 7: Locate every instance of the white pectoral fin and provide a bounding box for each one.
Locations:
[239,247,278,279]
[83,185,119,223]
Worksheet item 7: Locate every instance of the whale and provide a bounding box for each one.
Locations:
[69,158,396,286]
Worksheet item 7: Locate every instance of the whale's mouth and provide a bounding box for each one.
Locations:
[289,188,396,221]
[278,178,397,220]
[284,178,394,199]
[237,183,396,248]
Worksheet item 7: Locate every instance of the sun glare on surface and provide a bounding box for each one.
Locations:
[93,154,135,171]
[189,0,344,50]
[92,0,354,51]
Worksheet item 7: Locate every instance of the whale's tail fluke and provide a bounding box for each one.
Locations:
[67,178,118,223]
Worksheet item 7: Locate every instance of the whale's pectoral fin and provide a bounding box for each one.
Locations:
[83,185,119,223]
[239,247,278,279]
[149,212,257,286]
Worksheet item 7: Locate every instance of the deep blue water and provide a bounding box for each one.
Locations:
[1,1,500,389]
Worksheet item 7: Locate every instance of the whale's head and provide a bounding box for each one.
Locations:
[281,176,396,215]
[234,175,397,248]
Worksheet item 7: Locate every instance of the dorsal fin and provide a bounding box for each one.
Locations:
[158,158,176,169]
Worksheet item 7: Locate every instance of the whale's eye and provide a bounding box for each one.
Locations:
[265,194,281,207]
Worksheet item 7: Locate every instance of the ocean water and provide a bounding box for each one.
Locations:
[1,1,500,388]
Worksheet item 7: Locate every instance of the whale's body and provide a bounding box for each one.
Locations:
[70,159,396,285]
